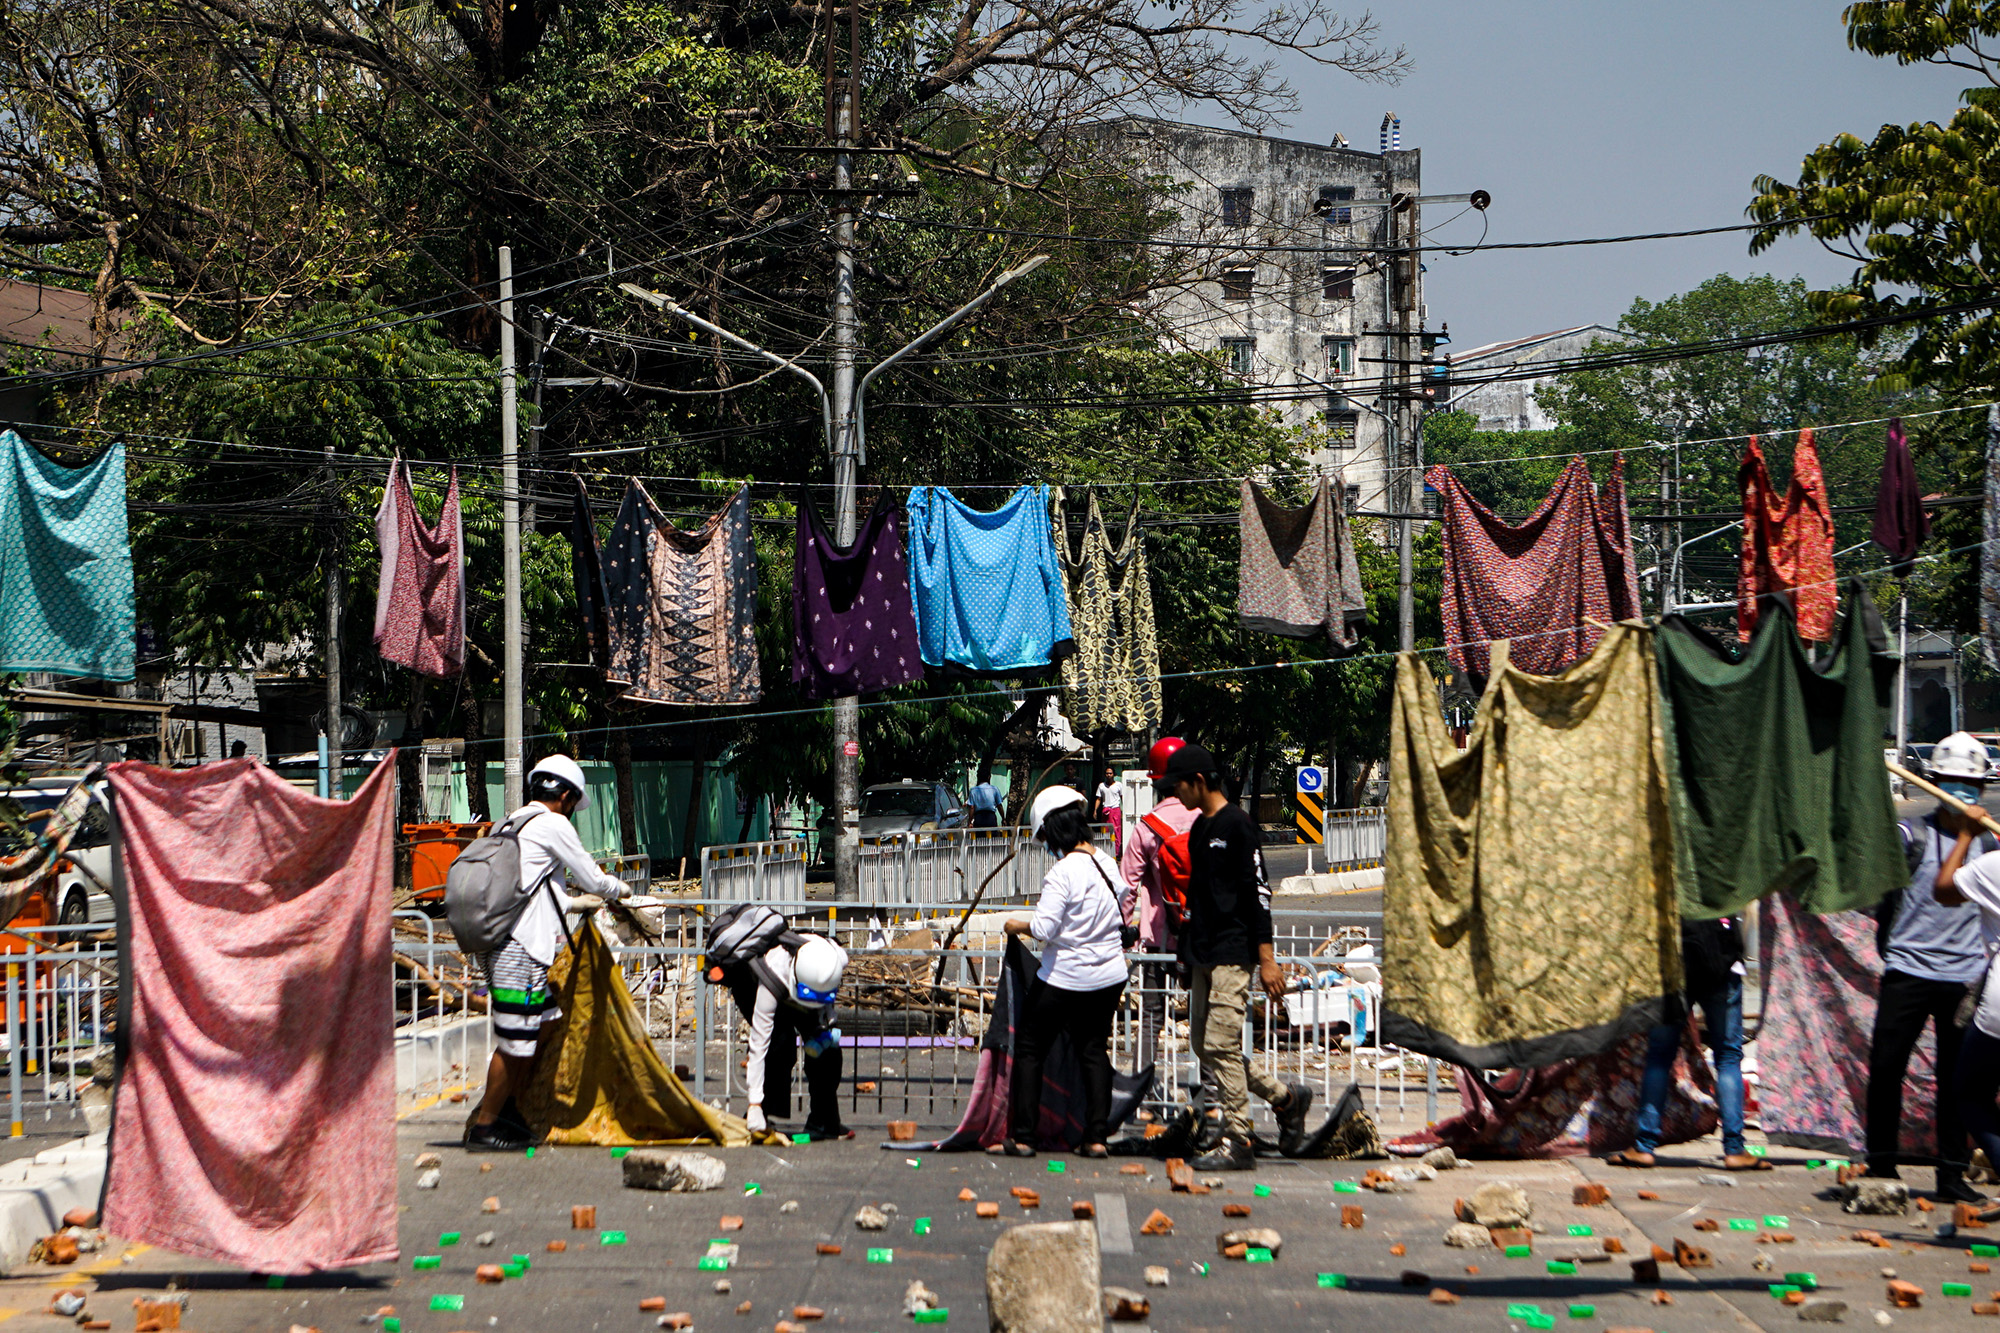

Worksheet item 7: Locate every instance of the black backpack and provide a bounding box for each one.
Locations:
[703,903,802,976]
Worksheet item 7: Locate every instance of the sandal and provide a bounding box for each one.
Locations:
[1081,1143,1110,1159]
[1606,1149,1655,1168]
[1723,1154,1772,1171]
[985,1140,1036,1157]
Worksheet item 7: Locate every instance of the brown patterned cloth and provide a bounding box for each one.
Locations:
[1381,625,1687,1069]
[594,482,761,707]
[1426,454,1639,679]
[1237,477,1366,643]
[1055,488,1161,734]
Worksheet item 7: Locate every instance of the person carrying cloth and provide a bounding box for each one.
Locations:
[706,906,853,1140]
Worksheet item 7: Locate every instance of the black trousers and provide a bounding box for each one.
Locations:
[726,977,843,1129]
[1866,968,1971,1181]
[1010,976,1125,1146]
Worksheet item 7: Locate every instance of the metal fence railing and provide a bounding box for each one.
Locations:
[704,824,1129,910]
[1323,808,1387,871]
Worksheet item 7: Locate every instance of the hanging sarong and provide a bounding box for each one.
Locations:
[1237,477,1367,643]
[1738,430,1835,642]
[1055,489,1162,734]
[1872,418,1929,579]
[0,432,132,681]
[906,486,1075,676]
[372,457,466,678]
[791,497,923,700]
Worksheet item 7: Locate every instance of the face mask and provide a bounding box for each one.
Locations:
[795,981,837,1005]
[1942,781,1983,804]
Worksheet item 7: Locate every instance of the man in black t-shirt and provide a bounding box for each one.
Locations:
[1164,745,1313,1169]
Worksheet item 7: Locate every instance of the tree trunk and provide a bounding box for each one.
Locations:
[981,688,1049,786]
[677,722,713,880]
[396,674,429,828]
[463,688,491,822]
[610,711,637,856]
[1245,736,1266,825]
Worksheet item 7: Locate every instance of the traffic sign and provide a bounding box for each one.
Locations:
[1295,766,1326,844]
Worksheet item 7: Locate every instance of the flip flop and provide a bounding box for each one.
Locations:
[1605,1149,1655,1168]
[1723,1155,1772,1171]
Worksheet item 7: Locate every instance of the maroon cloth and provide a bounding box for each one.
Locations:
[791,499,923,700]
[372,459,465,678]
[1386,1027,1718,1159]
[1427,455,1640,678]
[103,756,398,1272]
[1872,418,1930,578]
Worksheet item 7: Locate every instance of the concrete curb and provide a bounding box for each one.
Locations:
[1275,866,1384,896]
[0,1130,105,1267]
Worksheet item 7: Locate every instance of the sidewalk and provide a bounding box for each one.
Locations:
[0,1103,1984,1331]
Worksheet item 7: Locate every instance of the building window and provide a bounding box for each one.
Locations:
[1220,266,1254,301]
[1221,187,1254,227]
[1344,483,1361,513]
[1323,266,1356,301]
[1318,185,1355,224]
[1325,399,1359,440]
[1220,337,1256,376]
[1323,336,1355,377]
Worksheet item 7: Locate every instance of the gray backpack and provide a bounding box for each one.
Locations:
[445,809,554,955]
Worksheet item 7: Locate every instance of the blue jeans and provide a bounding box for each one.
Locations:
[1634,976,1745,1156]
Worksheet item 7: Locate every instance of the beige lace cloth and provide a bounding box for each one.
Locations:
[1382,624,1687,1068]
[1054,489,1161,735]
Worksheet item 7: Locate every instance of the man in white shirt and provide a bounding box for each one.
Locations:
[717,931,851,1139]
[468,754,631,1151]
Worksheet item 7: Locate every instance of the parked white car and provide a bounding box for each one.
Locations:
[1,781,114,926]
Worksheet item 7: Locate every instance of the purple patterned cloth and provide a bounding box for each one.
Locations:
[792,500,923,700]
[1758,891,1935,1157]
[1387,1028,1718,1160]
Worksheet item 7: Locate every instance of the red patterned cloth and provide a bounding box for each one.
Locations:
[1738,431,1835,642]
[102,757,398,1273]
[372,457,466,677]
[1427,455,1640,678]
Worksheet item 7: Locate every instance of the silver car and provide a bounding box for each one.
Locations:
[857,781,966,838]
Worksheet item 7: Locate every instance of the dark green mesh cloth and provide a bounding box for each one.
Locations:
[1657,581,1903,919]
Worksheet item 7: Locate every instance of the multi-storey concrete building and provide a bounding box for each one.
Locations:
[1442,325,1631,431]
[1084,115,1425,510]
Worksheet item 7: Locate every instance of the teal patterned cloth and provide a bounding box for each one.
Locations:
[0,432,132,681]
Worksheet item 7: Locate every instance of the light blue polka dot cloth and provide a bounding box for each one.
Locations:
[0,432,133,681]
[906,485,1074,674]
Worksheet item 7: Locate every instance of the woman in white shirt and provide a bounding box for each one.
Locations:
[999,785,1133,1159]
[1930,804,2000,1181]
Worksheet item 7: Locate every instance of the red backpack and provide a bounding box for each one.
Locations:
[1141,811,1192,930]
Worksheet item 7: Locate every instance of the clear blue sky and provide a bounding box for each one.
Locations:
[1223,1,1972,349]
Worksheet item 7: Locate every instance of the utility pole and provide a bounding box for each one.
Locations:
[828,26,863,903]
[1382,163,1413,653]
[500,246,525,812]
[322,441,341,799]
[526,310,546,533]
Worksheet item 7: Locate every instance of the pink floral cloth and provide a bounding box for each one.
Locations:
[1426,455,1640,678]
[102,756,399,1273]
[1387,1027,1718,1159]
[372,457,466,677]
[1758,891,1931,1157]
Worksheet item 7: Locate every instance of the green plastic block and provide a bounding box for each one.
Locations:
[868,1248,895,1264]
[1253,1184,1272,1198]
[793,1133,812,1145]
[1805,1158,1823,1169]
[1769,1284,1800,1299]
[1316,1273,1348,1289]
[1047,1160,1066,1173]
[1506,1304,1544,1320]
[1547,1260,1577,1275]
[430,1295,465,1312]
[510,1255,531,1268]
[1727,1218,1757,1231]
[382,1320,400,1333]
[1333,1180,1360,1193]
[744,1181,762,1194]
[1976,1243,2000,1258]
[1194,1263,1210,1276]
[266,1276,285,1289]
[1783,1273,1817,1290]
[914,1218,932,1236]
[1245,1247,1274,1264]
[697,1256,730,1272]
[1526,1316,1554,1331]
[440,1231,462,1246]
[525,1146,535,1157]
[1748,1145,1767,1157]
[1946,1282,1974,1297]
[909,1158,922,1169]
[610,1146,631,1158]
[502,1261,526,1279]
[600,1230,627,1245]
[912,1310,949,1325]
[1763,1215,1790,1228]
[1567,1306,1595,1319]
[1504,1244,1532,1258]
[1566,1225,1593,1237]
[413,1256,442,1271]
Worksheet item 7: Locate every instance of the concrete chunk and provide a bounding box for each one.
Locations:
[987,1221,1102,1333]
[623,1151,726,1193]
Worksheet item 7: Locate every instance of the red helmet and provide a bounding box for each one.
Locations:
[1146,736,1188,780]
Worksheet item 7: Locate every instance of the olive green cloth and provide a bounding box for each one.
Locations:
[519,917,775,1147]
[1656,581,1903,919]
[1382,624,1686,1069]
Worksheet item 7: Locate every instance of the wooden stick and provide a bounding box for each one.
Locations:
[1887,760,2000,838]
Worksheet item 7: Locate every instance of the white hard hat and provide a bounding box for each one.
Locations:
[528,754,592,811]
[1930,732,1992,782]
[794,935,848,999]
[1028,785,1088,836]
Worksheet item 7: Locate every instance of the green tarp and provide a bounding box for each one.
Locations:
[1656,581,1903,919]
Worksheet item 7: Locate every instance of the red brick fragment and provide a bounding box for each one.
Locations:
[1672,1239,1712,1269]
[1221,1203,1252,1218]
[1635,1190,1660,1202]
[475,1264,506,1284]
[1888,1278,1924,1308]
[1389,1243,1406,1257]
[1601,1236,1625,1254]
[1573,1184,1610,1206]
[1072,1201,1095,1220]
[1429,1287,1459,1305]
[547,1239,567,1252]
[640,1298,667,1312]
[815,1243,842,1255]
[975,1203,1000,1219]
[1629,1258,1660,1284]
[571,1205,596,1229]
[1340,1205,1365,1229]
[1139,1209,1174,1236]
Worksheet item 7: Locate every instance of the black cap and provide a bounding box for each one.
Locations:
[1162,743,1216,781]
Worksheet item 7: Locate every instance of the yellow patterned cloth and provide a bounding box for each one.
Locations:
[1381,624,1687,1069]
[1055,489,1161,734]
[522,917,778,1146]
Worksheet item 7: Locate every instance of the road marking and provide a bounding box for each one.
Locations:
[1094,1193,1133,1254]
[399,1083,474,1121]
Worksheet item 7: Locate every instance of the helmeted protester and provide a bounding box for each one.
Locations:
[467,754,631,1151]
[996,785,1132,1159]
[1886,732,1999,1201]
[707,907,853,1140]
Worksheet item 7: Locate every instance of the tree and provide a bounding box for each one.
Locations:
[1749,1,2000,396]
